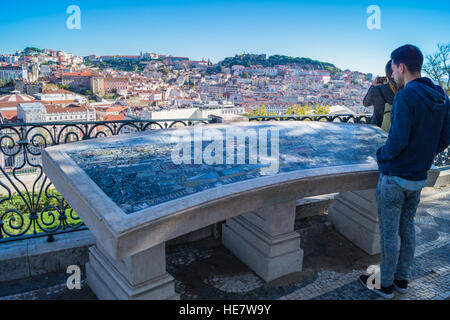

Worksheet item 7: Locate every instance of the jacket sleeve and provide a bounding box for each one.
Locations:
[436,101,450,155]
[376,92,413,162]
[363,86,375,107]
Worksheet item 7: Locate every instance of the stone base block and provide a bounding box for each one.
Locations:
[328,190,380,255]
[86,246,179,300]
[328,190,400,256]
[222,216,303,282]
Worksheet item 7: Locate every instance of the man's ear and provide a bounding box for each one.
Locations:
[399,63,407,74]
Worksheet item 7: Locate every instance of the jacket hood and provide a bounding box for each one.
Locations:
[408,77,449,111]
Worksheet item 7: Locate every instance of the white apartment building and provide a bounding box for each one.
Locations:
[45,105,96,122]
[198,106,244,117]
[265,105,290,114]
[35,89,88,104]
[231,65,245,75]
[264,68,278,77]
[0,65,28,82]
[17,103,46,123]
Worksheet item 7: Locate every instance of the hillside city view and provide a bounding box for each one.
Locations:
[0,48,379,125]
[1,43,449,125]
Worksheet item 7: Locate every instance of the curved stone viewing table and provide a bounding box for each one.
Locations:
[42,121,439,300]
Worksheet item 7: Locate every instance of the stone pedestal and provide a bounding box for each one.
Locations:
[328,189,381,255]
[86,243,179,300]
[222,200,304,282]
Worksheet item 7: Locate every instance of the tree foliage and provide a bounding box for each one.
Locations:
[247,103,330,118]
[248,105,269,116]
[314,104,330,116]
[219,54,340,75]
[284,104,329,116]
[241,71,251,79]
[424,43,450,92]
[205,65,222,75]
[159,68,170,75]
[24,47,43,53]
[285,104,312,115]
[87,59,145,73]
[57,84,71,90]
[0,189,69,216]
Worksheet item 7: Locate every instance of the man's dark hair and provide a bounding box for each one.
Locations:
[390,45,424,74]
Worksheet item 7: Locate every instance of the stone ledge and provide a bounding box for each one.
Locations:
[0,230,95,282]
[435,168,450,187]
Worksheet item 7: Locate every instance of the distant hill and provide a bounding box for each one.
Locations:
[218,54,341,74]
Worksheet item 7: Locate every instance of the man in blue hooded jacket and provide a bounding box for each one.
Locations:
[360,44,450,298]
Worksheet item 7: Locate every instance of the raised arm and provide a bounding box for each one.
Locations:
[363,86,375,107]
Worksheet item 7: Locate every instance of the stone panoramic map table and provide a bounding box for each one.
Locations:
[66,122,386,214]
[42,121,439,300]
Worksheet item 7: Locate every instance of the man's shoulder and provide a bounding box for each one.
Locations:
[394,82,424,106]
[397,84,417,97]
[403,77,442,96]
[393,89,410,106]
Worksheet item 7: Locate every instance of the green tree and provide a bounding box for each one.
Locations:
[57,84,71,90]
[313,104,330,121]
[218,54,340,74]
[314,104,330,115]
[24,47,43,53]
[284,106,294,115]
[159,68,170,75]
[241,71,251,79]
[424,43,450,92]
[284,104,312,116]
[248,105,269,117]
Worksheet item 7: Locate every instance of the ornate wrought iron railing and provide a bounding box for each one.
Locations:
[247,114,373,124]
[0,118,212,243]
[0,114,448,243]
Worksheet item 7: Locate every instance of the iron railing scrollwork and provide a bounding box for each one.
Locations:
[434,148,450,168]
[247,114,372,124]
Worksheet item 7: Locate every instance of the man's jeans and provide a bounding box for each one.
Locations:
[376,174,422,287]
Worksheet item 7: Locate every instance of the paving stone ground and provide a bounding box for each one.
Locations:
[1,186,449,300]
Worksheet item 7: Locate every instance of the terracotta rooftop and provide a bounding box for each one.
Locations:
[0,110,18,121]
[41,88,74,95]
[61,71,91,77]
[44,104,91,114]
[98,114,125,121]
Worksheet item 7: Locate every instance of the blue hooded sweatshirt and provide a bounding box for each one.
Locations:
[376,77,450,181]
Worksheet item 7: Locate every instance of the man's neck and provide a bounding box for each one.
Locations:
[403,72,422,87]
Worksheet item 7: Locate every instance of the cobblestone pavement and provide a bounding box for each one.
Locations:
[1,187,449,300]
[166,186,450,300]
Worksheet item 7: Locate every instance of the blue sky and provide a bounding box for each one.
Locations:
[0,0,449,75]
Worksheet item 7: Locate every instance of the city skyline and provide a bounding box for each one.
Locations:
[1,0,449,76]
